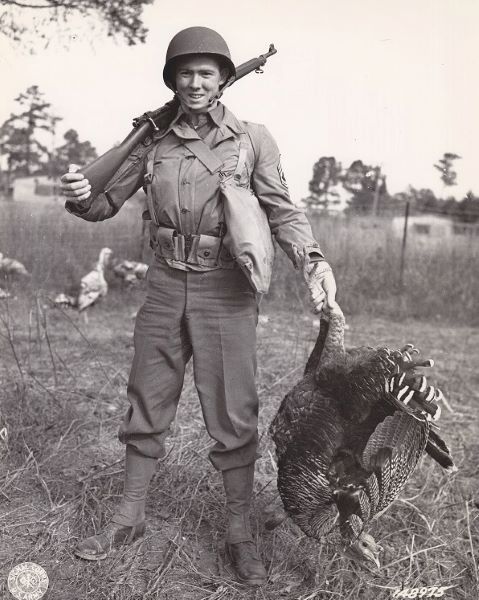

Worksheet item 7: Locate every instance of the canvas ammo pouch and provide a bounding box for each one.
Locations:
[151,224,235,268]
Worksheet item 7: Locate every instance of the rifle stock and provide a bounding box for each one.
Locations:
[81,45,277,199]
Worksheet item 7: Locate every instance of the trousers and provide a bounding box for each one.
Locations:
[118,259,260,471]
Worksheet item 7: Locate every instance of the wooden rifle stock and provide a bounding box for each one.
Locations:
[81,44,277,199]
[82,101,177,199]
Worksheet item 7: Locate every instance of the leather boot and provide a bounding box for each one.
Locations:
[75,445,157,560]
[222,464,267,586]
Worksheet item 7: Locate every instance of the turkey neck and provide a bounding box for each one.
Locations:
[321,308,346,365]
[304,308,346,374]
[304,318,329,375]
[96,251,109,273]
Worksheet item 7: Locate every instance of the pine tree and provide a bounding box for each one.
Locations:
[0,86,61,180]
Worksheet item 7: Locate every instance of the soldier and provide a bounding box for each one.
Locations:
[61,26,337,587]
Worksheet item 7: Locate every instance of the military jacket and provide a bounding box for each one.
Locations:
[66,103,323,269]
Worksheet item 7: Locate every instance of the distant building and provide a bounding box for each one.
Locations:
[12,175,61,203]
[391,214,479,238]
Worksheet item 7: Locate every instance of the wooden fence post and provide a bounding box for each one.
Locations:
[398,200,410,290]
[371,166,382,217]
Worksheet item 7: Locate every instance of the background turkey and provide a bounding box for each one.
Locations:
[268,303,456,569]
[53,293,78,308]
[111,259,148,285]
[77,247,113,315]
[0,252,30,279]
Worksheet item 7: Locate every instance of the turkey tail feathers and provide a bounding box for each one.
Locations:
[426,429,457,472]
[362,412,429,512]
[362,412,426,468]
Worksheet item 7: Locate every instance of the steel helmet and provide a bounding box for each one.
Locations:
[163,26,236,90]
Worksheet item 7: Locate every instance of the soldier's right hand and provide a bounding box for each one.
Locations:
[60,164,91,201]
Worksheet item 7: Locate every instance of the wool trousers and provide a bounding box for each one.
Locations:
[118,259,260,471]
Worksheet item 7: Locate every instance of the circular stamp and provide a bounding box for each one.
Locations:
[7,562,49,600]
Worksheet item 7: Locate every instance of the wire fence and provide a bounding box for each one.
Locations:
[0,197,477,324]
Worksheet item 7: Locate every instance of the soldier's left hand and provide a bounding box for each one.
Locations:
[303,259,337,314]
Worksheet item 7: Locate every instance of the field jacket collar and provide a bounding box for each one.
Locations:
[154,102,245,144]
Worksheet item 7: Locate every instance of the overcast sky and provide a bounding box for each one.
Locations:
[1,0,478,201]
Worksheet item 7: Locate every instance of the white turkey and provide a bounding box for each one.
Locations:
[0,253,30,278]
[0,422,7,461]
[112,259,148,285]
[77,247,113,312]
[269,304,455,569]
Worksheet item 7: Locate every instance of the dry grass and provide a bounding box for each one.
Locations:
[1,200,478,324]
[267,212,479,325]
[0,200,146,294]
[0,287,478,600]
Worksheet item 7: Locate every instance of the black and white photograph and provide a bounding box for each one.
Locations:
[0,1,477,599]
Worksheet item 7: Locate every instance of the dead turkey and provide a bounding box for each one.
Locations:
[269,303,455,568]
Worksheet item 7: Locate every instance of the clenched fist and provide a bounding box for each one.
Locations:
[60,164,91,202]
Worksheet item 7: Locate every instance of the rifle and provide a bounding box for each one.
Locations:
[81,44,277,199]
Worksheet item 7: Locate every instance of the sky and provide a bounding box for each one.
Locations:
[1,0,478,201]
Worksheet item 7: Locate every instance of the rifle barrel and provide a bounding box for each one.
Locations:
[234,44,277,81]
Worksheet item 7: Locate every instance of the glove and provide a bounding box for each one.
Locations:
[303,256,337,314]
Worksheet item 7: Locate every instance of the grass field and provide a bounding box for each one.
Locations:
[1,199,478,324]
[0,286,477,600]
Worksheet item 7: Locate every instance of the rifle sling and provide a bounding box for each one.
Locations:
[182,139,223,174]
